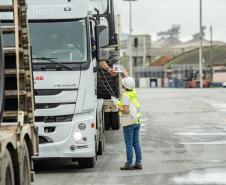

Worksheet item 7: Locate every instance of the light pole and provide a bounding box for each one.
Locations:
[199,0,204,88]
[210,25,213,82]
[210,25,213,47]
[124,0,138,76]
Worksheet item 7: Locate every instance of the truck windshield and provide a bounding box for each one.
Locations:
[29,19,88,63]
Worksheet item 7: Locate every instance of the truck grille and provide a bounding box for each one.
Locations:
[35,115,73,123]
[35,89,63,96]
[35,102,76,109]
[35,89,78,96]
[35,103,60,109]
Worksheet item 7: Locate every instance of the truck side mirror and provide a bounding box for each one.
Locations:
[95,24,109,61]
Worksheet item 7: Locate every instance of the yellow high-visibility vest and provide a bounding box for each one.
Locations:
[118,89,141,124]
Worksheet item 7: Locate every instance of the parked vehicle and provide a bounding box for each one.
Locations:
[27,0,120,168]
[0,0,38,184]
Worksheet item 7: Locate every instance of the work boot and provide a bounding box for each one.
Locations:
[133,163,142,170]
[120,163,134,170]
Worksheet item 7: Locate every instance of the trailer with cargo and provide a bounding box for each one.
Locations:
[0,0,38,184]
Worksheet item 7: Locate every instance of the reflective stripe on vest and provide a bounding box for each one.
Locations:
[118,89,141,123]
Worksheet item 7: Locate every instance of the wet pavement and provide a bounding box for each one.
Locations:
[33,89,226,185]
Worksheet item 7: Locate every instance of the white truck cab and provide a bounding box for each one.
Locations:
[27,0,119,168]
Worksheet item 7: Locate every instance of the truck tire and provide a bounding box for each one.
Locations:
[97,140,104,156]
[111,112,120,130]
[2,149,15,185]
[20,142,31,185]
[97,128,105,155]
[97,110,105,155]
[78,158,96,169]
[104,113,110,130]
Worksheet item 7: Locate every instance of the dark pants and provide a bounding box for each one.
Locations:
[123,124,142,166]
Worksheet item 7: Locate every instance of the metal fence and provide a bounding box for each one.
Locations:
[134,64,211,88]
[134,66,164,78]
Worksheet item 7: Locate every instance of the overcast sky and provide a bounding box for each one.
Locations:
[114,0,226,42]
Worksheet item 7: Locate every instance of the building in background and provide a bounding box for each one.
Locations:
[120,34,152,71]
[130,35,152,67]
[118,22,226,88]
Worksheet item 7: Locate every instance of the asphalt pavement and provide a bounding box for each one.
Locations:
[33,88,226,185]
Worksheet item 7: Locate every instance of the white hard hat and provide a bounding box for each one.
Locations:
[122,77,135,90]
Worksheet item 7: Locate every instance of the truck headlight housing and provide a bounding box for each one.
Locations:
[73,132,83,142]
[78,123,86,130]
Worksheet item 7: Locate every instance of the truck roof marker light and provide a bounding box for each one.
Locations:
[64,7,72,11]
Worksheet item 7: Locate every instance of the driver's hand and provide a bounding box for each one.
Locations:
[121,69,128,78]
[108,68,117,76]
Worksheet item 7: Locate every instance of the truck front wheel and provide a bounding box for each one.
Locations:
[20,142,31,185]
[104,113,110,130]
[97,110,105,155]
[97,136,105,156]
[2,149,15,185]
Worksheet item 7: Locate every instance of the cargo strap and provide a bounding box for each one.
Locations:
[98,67,116,97]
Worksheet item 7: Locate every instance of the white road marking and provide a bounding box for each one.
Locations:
[175,132,226,136]
[175,132,226,145]
[180,141,226,145]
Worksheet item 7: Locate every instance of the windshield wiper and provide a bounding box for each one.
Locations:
[33,57,73,70]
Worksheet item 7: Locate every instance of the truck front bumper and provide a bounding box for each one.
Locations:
[35,113,97,159]
[35,140,96,159]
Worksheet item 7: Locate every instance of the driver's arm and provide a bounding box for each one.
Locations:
[99,61,116,76]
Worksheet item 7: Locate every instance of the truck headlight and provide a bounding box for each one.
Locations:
[78,123,86,130]
[73,132,83,142]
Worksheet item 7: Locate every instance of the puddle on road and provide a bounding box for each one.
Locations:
[171,168,226,184]
[199,98,226,112]
[212,103,226,112]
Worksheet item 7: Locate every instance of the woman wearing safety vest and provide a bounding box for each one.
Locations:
[117,77,142,170]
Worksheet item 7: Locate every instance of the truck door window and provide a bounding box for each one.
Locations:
[90,21,95,48]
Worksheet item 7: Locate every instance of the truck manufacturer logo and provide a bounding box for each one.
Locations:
[34,76,44,81]
[54,84,77,88]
